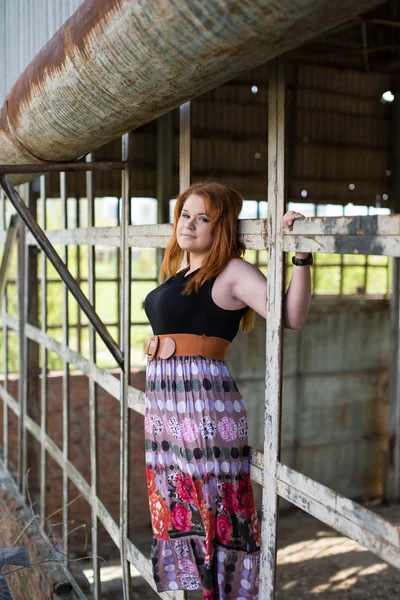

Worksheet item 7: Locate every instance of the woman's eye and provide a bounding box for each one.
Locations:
[181,214,189,218]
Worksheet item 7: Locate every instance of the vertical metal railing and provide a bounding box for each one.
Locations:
[260,56,286,599]
[87,153,101,598]
[39,175,48,517]
[1,189,8,470]
[76,196,82,355]
[17,185,28,496]
[179,102,191,194]
[61,171,71,559]
[120,132,132,599]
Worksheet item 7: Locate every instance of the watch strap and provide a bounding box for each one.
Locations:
[292,252,313,266]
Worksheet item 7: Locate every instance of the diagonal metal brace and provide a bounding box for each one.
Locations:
[0,214,21,313]
[0,175,124,369]
[0,546,31,600]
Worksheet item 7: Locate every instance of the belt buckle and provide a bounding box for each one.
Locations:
[145,335,159,361]
[159,336,176,359]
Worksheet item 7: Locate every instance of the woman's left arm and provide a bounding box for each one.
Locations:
[282,211,312,330]
[230,210,312,330]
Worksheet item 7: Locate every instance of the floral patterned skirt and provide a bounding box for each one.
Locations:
[144,355,261,600]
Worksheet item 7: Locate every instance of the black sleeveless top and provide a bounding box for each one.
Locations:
[144,268,247,342]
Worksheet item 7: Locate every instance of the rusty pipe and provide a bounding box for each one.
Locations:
[0,0,382,182]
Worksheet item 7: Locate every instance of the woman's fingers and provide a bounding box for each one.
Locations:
[282,210,306,228]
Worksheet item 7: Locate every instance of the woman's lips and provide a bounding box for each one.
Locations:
[181,234,196,238]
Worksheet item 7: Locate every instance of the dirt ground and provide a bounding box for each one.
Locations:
[83,503,400,599]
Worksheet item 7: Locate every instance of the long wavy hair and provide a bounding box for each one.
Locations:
[160,182,255,333]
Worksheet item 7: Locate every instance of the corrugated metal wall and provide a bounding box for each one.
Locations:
[0,0,83,105]
[228,300,389,504]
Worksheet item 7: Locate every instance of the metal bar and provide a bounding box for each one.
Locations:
[248,449,400,569]
[179,102,191,194]
[156,111,173,278]
[17,185,28,496]
[259,57,286,600]
[0,162,126,175]
[393,259,400,501]
[276,462,400,568]
[20,215,400,256]
[87,153,101,599]
[39,175,48,517]
[60,171,70,561]
[116,198,121,348]
[0,214,20,312]
[25,183,41,507]
[75,198,82,355]
[120,132,132,600]
[386,74,400,501]
[1,187,5,229]
[284,235,400,256]
[1,188,9,470]
[0,175,123,367]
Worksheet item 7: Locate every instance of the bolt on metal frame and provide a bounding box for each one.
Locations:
[0,56,399,598]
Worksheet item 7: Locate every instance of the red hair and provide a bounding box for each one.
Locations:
[160,182,254,333]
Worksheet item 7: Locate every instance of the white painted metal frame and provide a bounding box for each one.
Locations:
[0,57,400,599]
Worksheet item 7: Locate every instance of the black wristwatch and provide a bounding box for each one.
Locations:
[292,252,313,266]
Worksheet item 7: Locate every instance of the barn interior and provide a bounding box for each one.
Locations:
[1,1,400,599]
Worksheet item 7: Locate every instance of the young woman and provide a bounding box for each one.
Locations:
[143,182,311,599]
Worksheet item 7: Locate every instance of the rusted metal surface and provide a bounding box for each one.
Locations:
[0,175,124,367]
[0,0,383,181]
[0,0,84,104]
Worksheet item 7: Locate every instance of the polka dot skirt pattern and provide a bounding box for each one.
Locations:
[145,356,261,600]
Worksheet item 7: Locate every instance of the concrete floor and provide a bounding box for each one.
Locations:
[82,504,400,599]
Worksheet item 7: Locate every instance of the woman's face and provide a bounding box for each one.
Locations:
[176,194,213,256]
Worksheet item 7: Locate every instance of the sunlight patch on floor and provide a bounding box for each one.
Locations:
[83,563,140,584]
[278,535,368,564]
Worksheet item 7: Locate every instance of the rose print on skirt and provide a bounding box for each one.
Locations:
[145,355,260,600]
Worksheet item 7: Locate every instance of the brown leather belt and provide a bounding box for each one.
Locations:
[145,333,230,361]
